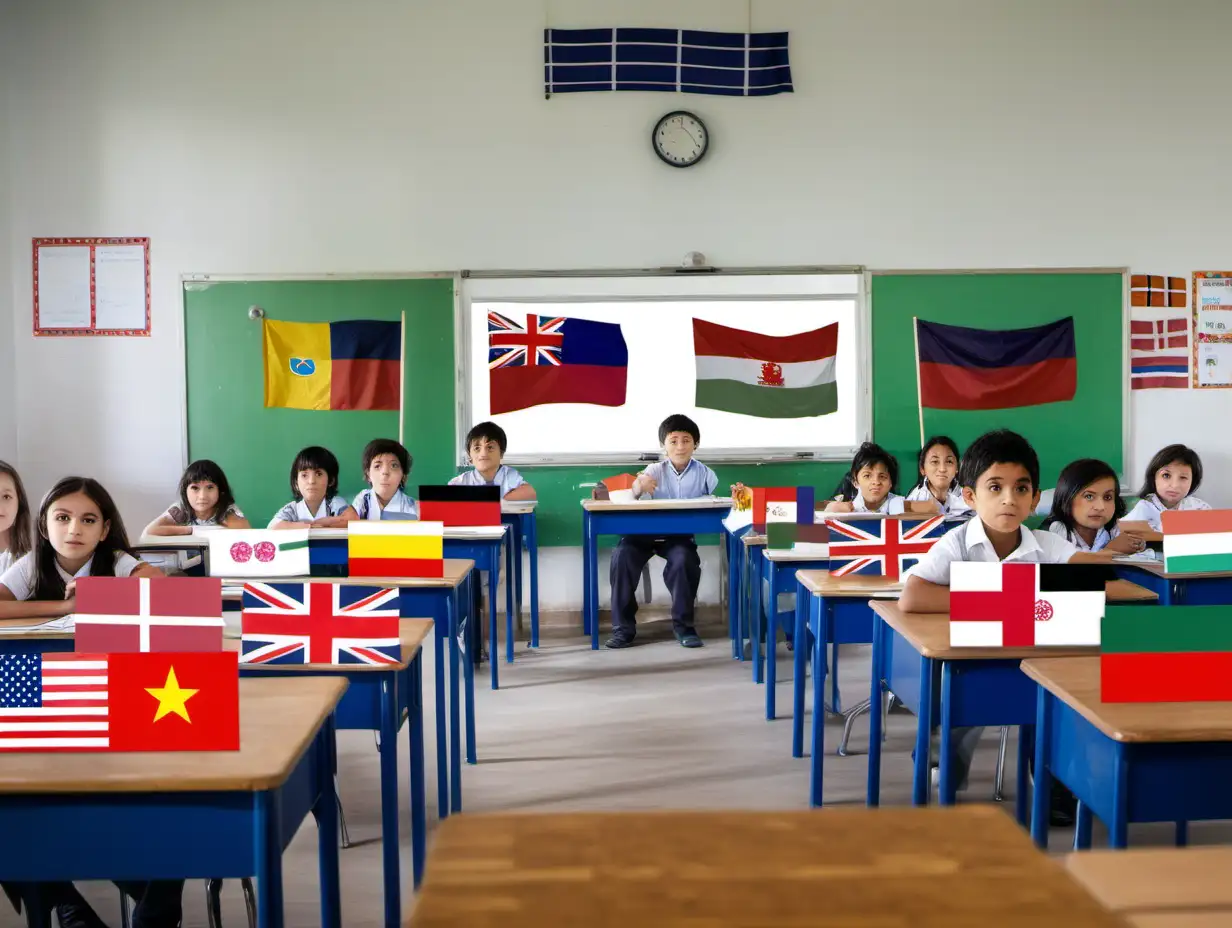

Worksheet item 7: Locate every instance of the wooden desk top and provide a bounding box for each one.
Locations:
[222,558,474,588]
[581,497,732,512]
[225,618,431,671]
[408,806,1122,928]
[1115,559,1232,581]
[500,500,537,514]
[135,535,210,548]
[0,676,345,793]
[743,533,767,547]
[765,546,830,562]
[796,569,904,598]
[1022,656,1232,743]
[869,580,1157,661]
[1066,847,1232,921]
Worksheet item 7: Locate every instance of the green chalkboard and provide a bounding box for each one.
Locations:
[184,278,455,524]
[871,272,1125,491]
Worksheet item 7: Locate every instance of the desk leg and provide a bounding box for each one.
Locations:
[314,716,342,928]
[1109,744,1129,849]
[728,534,740,659]
[809,592,826,808]
[792,583,808,758]
[1031,687,1052,848]
[830,643,842,714]
[448,588,463,813]
[866,615,884,807]
[488,560,501,689]
[432,609,449,821]
[751,552,764,685]
[463,581,477,767]
[586,513,600,648]
[1175,821,1188,847]
[527,512,540,649]
[1075,803,1093,850]
[378,675,401,928]
[255,791,285,928]
[938,663,955,806]
[765,560,778,720]
[912,656,935,807]
[1016,724,1032,827]
[408,653,427,888]
[504,537,515,665]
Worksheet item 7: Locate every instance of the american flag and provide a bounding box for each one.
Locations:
[0,653,109,751]
[488,312,566,369]
[825,516,950,579]
[240,582,402,665]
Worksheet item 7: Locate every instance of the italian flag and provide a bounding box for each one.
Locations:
[693,319,838,419]
[1101,605,1232,702]
[1162,509,1232,573]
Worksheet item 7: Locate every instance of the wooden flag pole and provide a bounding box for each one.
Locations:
[912,316,925,447]
[398,310,406,446]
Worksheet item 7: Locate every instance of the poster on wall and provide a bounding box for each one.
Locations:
[1130,274,1189,390]
[1193,272,1232,388]
[32,237,151,337]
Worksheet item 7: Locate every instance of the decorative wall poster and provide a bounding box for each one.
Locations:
[544,28,793,97]
[419,485,502,526]
[208,530,311,578]
[948,563,1106,647]
[1130,275,1186,308]
[348,521,445,578]
[825,516,948,579]
[1130,315,1189,390]
[240,582,401,665]
[0,651,240,752]
[1101,606,1232,702]
[32,237,151,337]
[1194,272,1232,388]
[488,311,628,414]
[74,576,225,653]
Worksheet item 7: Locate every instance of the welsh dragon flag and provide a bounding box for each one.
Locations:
[692,319,838,419]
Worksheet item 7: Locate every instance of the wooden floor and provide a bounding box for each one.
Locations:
[54,619,1232,927]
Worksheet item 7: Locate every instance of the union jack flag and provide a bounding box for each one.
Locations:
[240,582,402,666]
[488,311,566,369]
[825,516,950,580]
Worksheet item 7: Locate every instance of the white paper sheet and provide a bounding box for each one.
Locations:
[35,245,92,329]
[94,244,147,330]
[0,616,76,634]
[1197,341,1232,387]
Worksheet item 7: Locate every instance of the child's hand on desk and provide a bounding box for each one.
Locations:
[824,500,854,513]
[64,580,76,600]
[634,474,657,497]
[1105,532,1146,555]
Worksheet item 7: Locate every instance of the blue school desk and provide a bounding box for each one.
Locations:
[580,498,732,650]
[741,534,766,679]
[862,582,1158,814]
[757,549,831,721]
[502,500,541,651]
[722,521,750,660]
[1024,655,1232,851]
[1114,560,1232,606]
[0,676,344,928]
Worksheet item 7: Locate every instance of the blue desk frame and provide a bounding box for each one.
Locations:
[722,524,748,661]
[444,530,512,690]
[0,694,341,928]
[502,510,540,651]
[757,553,831,722]
[581,506,730,650]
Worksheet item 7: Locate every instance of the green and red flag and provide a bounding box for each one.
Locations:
[1101,605,1232,702]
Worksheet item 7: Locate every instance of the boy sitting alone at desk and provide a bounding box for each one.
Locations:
[605,414,717,651]
[900,429,1101,811]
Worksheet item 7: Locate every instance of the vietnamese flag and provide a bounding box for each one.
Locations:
[108,651,240,751]
[915,317,1076,410]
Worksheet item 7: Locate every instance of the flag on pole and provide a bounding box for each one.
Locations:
[240,581,402,665]
[73,577,224,653]
[693,319,838,419]
[1162,509,1232,573]
[949,563,1107,647]
[209,530,311,578]
[263,319,401,410]
[826,517,949,579]
[348,521,445,578]
[1101,605,1232,702]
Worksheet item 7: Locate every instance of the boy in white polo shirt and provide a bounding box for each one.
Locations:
[901,429,1101,817]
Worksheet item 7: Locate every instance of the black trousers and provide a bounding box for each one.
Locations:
[609,536,701,638]
[4,880,183,928]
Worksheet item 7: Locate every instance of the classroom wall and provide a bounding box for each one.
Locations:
[5,0,1232,610]
[0,20,16,462]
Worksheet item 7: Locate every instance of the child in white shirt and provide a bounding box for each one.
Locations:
[1041,458,1144,554]
[903,435,971,519]
[269,446,358,528]
[353,438,419,520]
[1123,444,1211,530]
[824,442,906,515]
[0,460,32,577]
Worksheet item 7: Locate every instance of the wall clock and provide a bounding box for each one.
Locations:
[652,111,709,168]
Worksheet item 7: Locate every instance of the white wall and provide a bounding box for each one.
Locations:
[6,0,1232,608]
[0,15,17,463]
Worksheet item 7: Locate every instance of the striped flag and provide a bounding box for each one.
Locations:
[1130,315,1189,390]
[0,654,109,751]
[826,517,949,579]
[348,521,444,578]
[949,563,1107,647]
[694,320,838,418]
[1131,275,1187,308]
[419,485,501,526]
[1102,606,1232,702]
[241,582,401,665]
[1162,510,1232,573]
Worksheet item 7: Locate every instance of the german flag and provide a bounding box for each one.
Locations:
[1101,606,1232,703]
[348,521,444,578]
[419,485,501,527]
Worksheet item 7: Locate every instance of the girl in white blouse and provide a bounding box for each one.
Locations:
[0,460,32,577]
[1123,444,1212,530]
[1041,458,1143,554]
[903,435,972,519]
[824,442,906,515]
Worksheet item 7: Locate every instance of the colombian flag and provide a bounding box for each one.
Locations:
[264,319,401,411]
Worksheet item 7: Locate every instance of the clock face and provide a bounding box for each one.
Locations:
[653,111,709,168]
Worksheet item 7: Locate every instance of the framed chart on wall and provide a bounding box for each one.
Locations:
[1193,271,1232,388]
[32,237,151,336]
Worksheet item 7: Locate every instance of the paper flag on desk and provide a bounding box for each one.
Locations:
[752,487,815,534]
[766,522,829,553]
[1162,509,1232,574]
[208,530,310,578]
[241,581,401,665]
[603,473,638,492]
[826,516,948,579]
[0,651,239,752]
[74,576,224,653]
[949,563,1106,647]
[348,521,444,578]
[419,485,501,526]
[1101,605,1232,702]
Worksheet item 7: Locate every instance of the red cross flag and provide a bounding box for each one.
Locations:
[948,563,1107,647]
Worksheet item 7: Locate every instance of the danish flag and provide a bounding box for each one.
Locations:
[488,312,566,369]
[825,516,950,579]
[240,582,401,665]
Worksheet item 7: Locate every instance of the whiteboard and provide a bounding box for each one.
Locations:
[460,274,867,464]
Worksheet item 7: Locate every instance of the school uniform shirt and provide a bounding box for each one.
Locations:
[267,495,351,527]
[634,458,718,500]
[849,490,906,515]
[0,551,11,577]
[906,517,1079,585]
[353,487,419,521]
[448,465,526,498]
[161,501,245,526]
[904,483,972,518]
[1046,521,1120,553]
[1122,493,1212,531]
[0,550,144,601]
